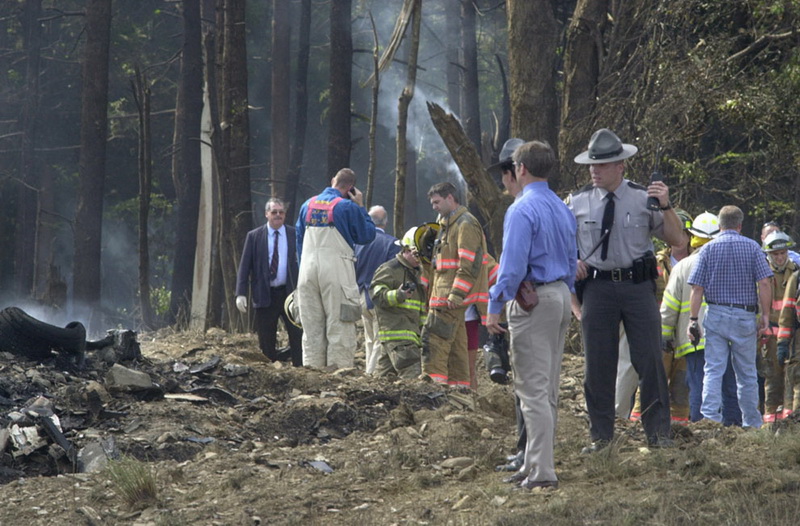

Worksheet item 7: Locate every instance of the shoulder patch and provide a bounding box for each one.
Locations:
[572,183,594,196]
[627,181,647,191]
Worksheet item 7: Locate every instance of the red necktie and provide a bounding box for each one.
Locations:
[269,230,279,281]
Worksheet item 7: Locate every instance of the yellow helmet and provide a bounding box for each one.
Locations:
[415,222,440,265]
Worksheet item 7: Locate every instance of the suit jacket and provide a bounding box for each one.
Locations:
[355,228,400,309]
[236,224,299,309]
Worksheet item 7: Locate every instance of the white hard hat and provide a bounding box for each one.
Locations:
[688,212,720,239]
[763,230,795,253]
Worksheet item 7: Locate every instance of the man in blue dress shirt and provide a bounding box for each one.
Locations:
[486,140,576,491]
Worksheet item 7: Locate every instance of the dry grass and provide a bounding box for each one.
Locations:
[105,455,159,509]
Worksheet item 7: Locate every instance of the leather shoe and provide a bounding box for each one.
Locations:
[580,440,609,454]
[648,436,674,449]
[519,479,558,490]
[502,471,527,484]
[495,451,524,472]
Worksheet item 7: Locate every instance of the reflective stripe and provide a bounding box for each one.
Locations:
[463,292,489,305]
[772,299,784,312]
[662,324,674,338]
[675,339,705,357]
[428,373,448,384]
[436,258,460,270]
[447,379,470,387]
[378,329,420,344]
[778,327,792,339]
[453,278,473,292]
[458,248,476,262]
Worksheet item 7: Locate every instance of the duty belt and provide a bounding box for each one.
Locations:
[591,267,634,282]
[706,301,757,313]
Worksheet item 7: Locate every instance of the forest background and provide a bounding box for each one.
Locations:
[0,0,797,334]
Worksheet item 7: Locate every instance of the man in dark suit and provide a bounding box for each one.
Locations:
[236,197,303,366]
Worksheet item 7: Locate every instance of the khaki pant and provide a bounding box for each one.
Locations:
[376,341,421,379]
[297,227,361,369]
[422,307,469,386]
[759,335,785,418]
[360,295,382,374]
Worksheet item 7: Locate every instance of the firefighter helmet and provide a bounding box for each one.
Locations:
[763,230,795,253]
[284,290,302,329]
[688,212,720,239]
[674,208,692,231]
[414,222,440,265]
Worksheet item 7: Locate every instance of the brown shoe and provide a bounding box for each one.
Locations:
[519,479,559,490]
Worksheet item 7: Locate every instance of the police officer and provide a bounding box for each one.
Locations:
[567,128,686,451]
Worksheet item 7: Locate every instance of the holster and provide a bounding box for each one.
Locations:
[632,251,658,284]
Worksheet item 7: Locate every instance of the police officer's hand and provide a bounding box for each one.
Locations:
[576,259,589,281]
[235,295,247,313]
[777,341,790,366]
[647,180,670,208]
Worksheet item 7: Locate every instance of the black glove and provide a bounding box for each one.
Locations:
[777,340,790,366]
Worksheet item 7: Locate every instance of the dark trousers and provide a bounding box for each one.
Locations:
[254,286,303,366]
[581,278,671,443]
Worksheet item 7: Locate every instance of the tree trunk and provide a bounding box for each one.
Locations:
[365,11,380,209]
[327,0,352,177]
[214,0,251,330]
[507,0,561,189]
[459,0,481,151]
[427,102,511,256]
[270,0,290,198]
[15,0,42,300]
[132,67,155,329]
[73,0,112,332]
[559,0,608,189]
[286,0,311,221]
[393,0,421,237]
[444,0,461,114]
[168,0,204,327]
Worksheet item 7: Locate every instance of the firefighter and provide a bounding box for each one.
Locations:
[777,251,800,417]
[370,227,428,379]
[630,208,693,423]
[761,231,798,422]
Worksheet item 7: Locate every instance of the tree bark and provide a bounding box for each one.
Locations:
[73,0,112,331]
[559,0,608,189]
[459,0,481,150]
[270,0,290,199]
[327,0,352,177]
[507,0,561,188]
[393,0,421,236]
[365,11,380,209]
[214,0,252,330]
[444,0,461,114]
[15,0,42,300]
[427,102,511,256]
[132,67,154,329]
[168,0,204,326]
[286,0,311,221]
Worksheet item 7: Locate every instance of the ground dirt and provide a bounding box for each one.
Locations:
[1,321,800,526]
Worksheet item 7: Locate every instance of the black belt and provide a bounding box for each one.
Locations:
[591,267,634,282]
[706,301,757,313]
[534,279,563,287]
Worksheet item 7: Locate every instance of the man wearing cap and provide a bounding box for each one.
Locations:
[487,140,576,490]
[688,205,772,429]
[568,128,685,451]
[355,205,400,375]
[369,227,428,378]
[661,212,741,425]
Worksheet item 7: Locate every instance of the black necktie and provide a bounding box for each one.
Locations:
[601,192,615,261]
[270,230,279,281]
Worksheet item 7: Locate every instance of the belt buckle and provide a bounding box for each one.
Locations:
[611,268,623,282]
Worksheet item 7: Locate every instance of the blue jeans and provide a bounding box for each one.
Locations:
[701,305,761,428]
[685,350,741,426]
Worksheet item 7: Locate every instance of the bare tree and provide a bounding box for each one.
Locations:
[507,0,561,188]
[168,0,204,326]
[131,67,154,329]
[327,0,352,177]
[459,0,481,150]
[73,0,112,331]
[270,0,290,198]
[286,0,311,220]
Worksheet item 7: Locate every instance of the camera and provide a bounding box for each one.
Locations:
[483,324,511,384]
[401,281,416,293]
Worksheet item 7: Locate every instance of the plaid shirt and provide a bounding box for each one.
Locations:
[687,230,772,305]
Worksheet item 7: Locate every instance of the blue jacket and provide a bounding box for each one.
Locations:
[355,228,400,309]
[236,224,298,308]
[296,187,376,262]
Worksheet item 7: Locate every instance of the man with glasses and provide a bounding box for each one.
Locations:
[236,198,303,366]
